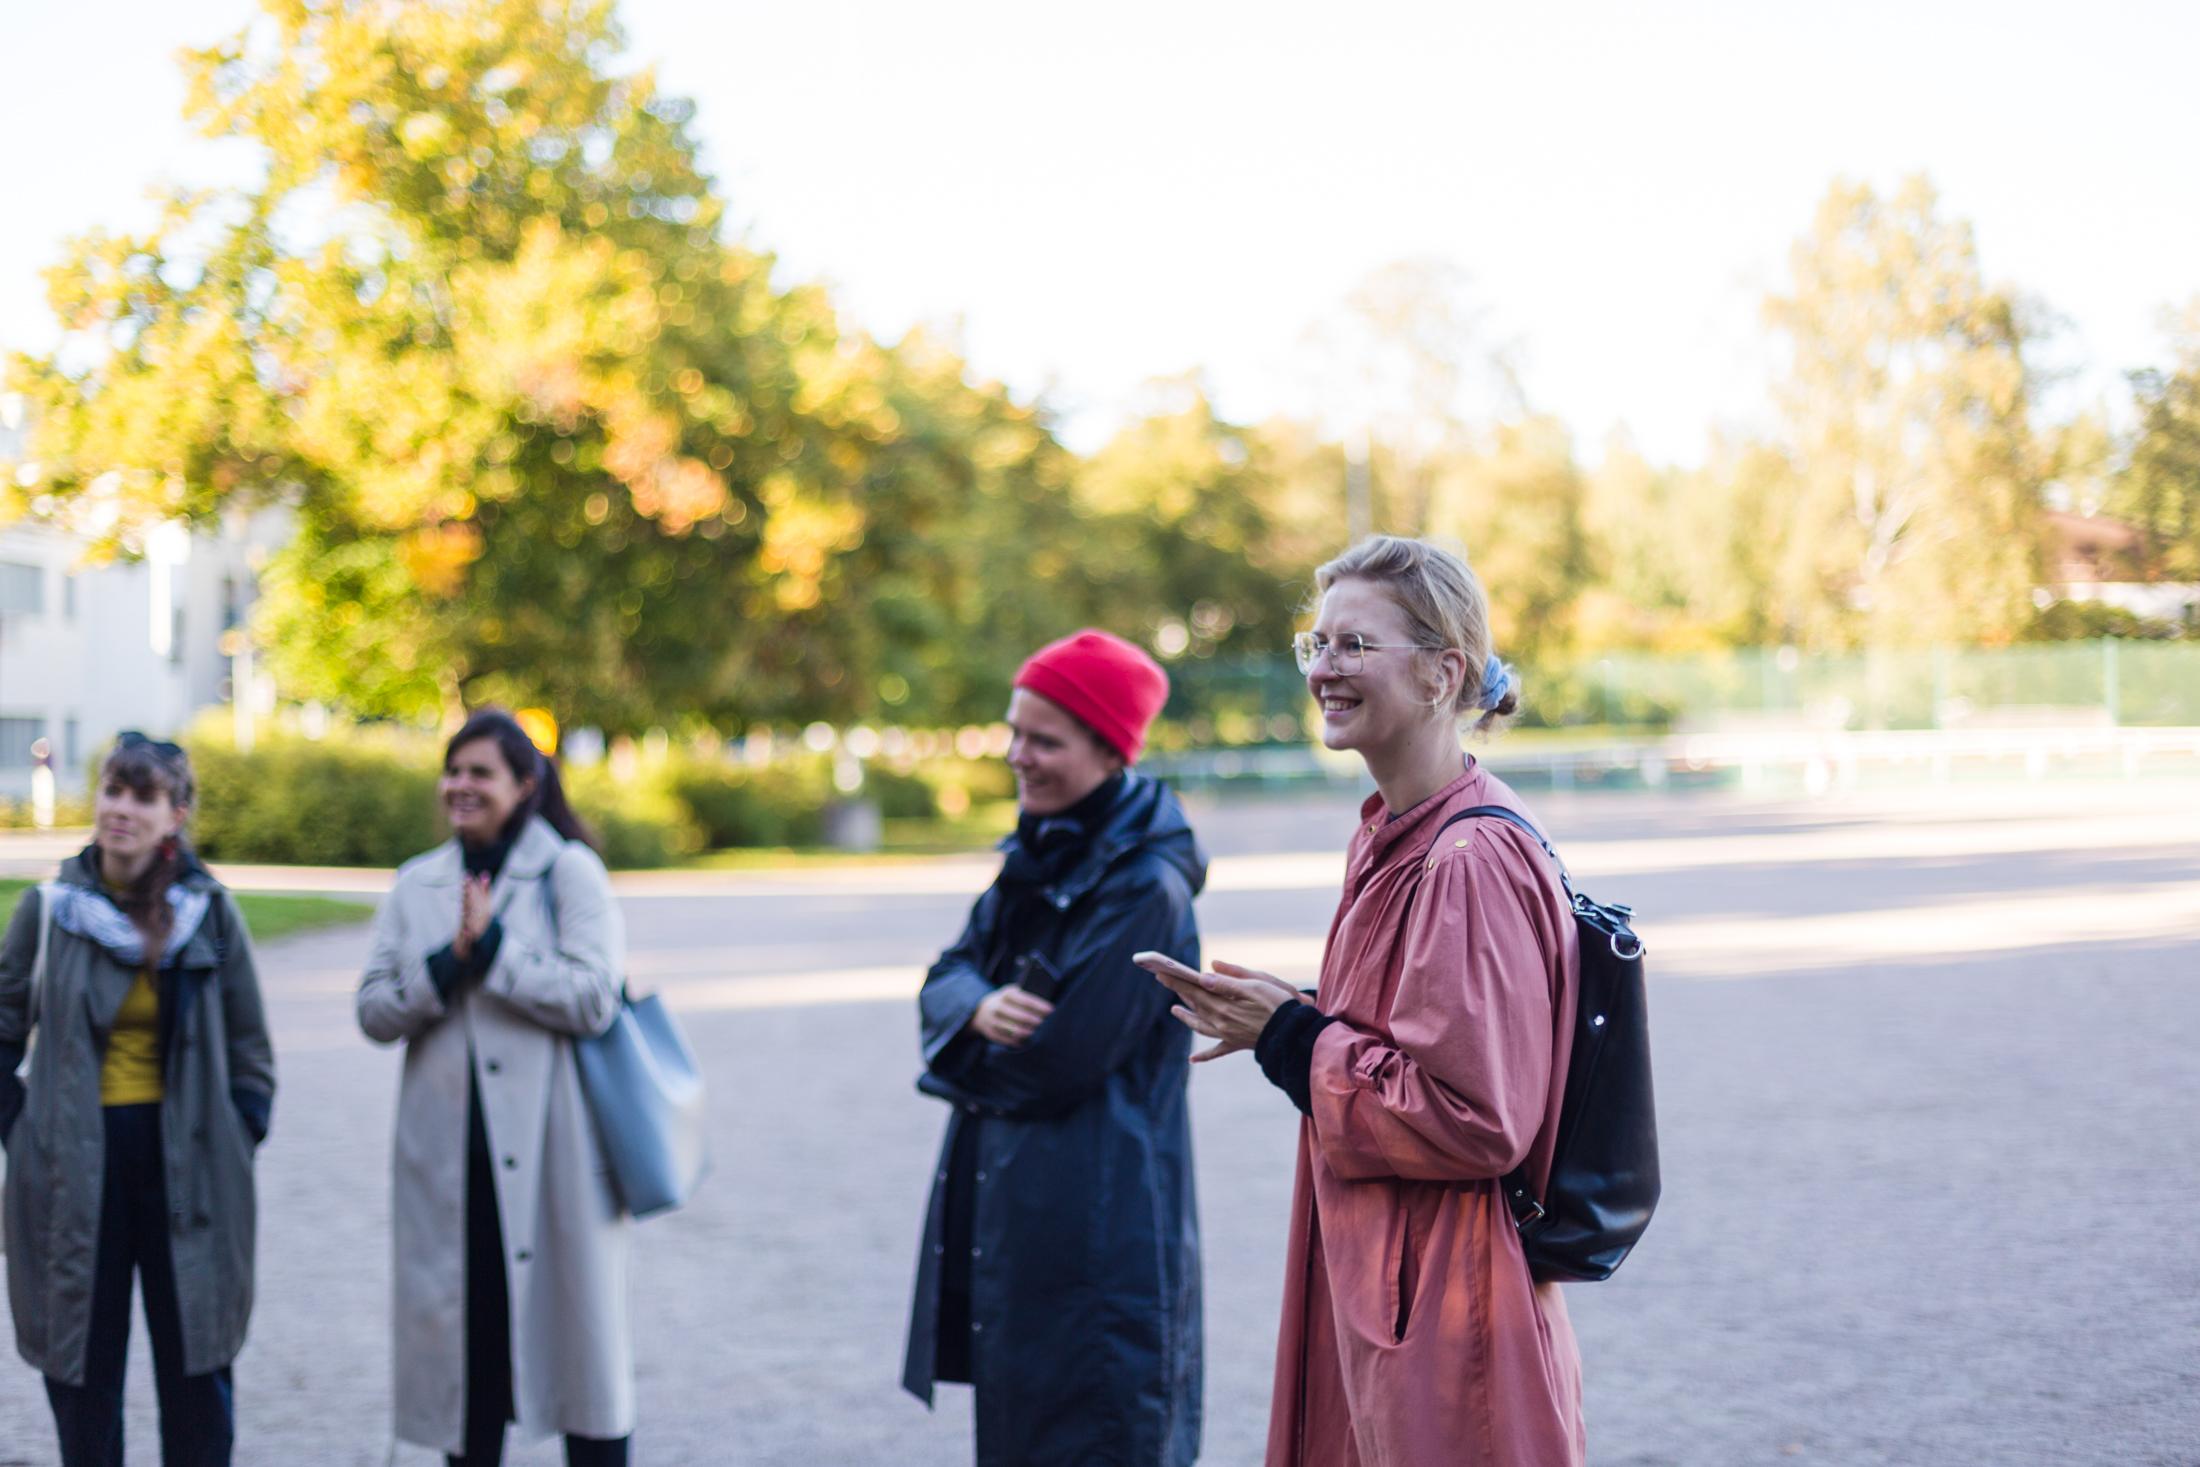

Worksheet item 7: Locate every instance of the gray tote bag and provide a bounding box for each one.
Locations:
[576,988,708,1219]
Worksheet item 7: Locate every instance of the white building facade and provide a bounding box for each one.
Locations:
[0,398,287,798]
[0,512,286,799]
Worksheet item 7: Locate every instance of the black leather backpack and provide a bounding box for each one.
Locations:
[1431,805,1660,1283]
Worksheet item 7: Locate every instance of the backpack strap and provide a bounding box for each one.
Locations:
[1428,804,1575,902]
[1425,807,1562,1233]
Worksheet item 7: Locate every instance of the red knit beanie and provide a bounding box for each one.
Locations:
[1013,630,1171,764]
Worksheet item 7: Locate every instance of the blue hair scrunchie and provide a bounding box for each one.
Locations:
[1476,653,1511,711]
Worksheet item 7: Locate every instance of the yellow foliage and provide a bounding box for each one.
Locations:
[396,522,482,599]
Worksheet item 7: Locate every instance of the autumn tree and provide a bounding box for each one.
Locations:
[1075,378,1307,661]
[1297,259,1524,537]
[4,0,1094,732]
[1421,416,1593,667]
[1763,176,2047,647]
[2112,304,2200,585]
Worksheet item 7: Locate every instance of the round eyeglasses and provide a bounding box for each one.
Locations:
[1292,631,1445,676]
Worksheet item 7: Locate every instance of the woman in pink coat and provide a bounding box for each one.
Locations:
[1142,535,1585,1467]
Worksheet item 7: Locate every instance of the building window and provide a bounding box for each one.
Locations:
[65,716,80,768]
[62,571,76,621]
[0,560,41,615]
[0,717,45,768]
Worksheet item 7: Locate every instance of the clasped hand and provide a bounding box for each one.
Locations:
[451,874,494,962]
[1132,954,1300,1063]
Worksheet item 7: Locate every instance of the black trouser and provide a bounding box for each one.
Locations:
[44,1103,235,1467]
[448,1072,628,1467]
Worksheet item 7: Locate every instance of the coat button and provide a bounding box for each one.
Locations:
[933,1244,943,1256]
[971,1322,983,1334]
[503,1156,517,1169]
[515,1249,531,1263]
[936,1169,948,1182]
[971,1246,983,1259]
[485,1059,500,1074]
[974,1170,987,1183]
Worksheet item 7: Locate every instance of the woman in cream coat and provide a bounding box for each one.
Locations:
[357,709,633,1466]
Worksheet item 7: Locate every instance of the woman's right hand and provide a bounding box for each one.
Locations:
[970,985,1055,1048]
[1140,956,1305,1063]
[452,873,492,961]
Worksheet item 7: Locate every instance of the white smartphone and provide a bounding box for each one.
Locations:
[1133,950,1202,984]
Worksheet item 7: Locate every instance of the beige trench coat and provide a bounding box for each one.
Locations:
[356,816,632,1452]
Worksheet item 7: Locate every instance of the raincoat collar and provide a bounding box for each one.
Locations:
[998,770,1207,910]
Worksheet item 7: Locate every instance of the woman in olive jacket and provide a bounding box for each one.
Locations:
[0,733,275,1467]
[357,709,632,1467]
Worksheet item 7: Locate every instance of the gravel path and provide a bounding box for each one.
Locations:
[3,784,2195,1465]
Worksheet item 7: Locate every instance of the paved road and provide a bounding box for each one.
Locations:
[3,782,2197,1465]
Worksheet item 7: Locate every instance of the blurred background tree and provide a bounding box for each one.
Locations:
[2112,303,2200,585]
[4,2,2190,747]
[1761,176,2048,649]
[6,0,1127,732]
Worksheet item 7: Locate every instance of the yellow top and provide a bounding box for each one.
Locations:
[99,882,165,1107]
[101,969,164,1106]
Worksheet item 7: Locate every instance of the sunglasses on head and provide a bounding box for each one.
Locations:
[116,731,187,763]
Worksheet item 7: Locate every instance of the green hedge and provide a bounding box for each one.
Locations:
[0,794,93,829]
[163,720,1008,868]
[665,755,832,847]
[563,763,700,870]
[190,733,444,867]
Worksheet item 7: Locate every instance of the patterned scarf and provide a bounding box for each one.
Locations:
[45,880,212,967]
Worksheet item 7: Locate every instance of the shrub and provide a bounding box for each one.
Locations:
[666,755,831,847]
[864,765,937,821]
[188,730,443,867]
[131,719,1012,867]
[563,764,702,869]
[907,754,1014,818]
[0,793,92,829]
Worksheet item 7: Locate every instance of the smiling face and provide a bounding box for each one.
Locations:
[440,736,535,843]
[1005,688,1123,817]
[1305,576,1465,758]
[94,770,186,867]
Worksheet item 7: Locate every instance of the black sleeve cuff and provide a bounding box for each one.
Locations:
[469,919,505,976]
[230,1086,272,1146]
[1255,1001,1338,1117]
[427,944,465,1001]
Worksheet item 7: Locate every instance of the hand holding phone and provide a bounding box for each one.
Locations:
[972,983,1054,1047]
[1014,952,1064,1004]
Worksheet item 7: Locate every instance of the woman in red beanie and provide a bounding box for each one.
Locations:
[904,630,1208,1467]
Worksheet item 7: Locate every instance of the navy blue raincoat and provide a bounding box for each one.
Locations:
[904,772,1206,1467]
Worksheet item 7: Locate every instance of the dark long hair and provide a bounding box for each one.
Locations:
[97,735,198,954]
[444,708,599,854]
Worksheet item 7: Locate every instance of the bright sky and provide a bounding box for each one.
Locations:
[3,0,2195,464]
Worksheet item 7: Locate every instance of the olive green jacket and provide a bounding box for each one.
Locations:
[0,848,276,1384]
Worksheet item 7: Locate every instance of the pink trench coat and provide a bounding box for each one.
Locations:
[1267,762,1585,1467]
